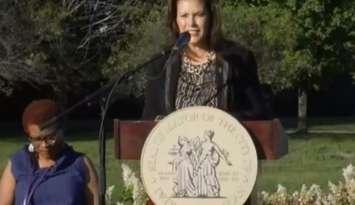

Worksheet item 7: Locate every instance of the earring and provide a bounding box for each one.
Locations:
[28,143,34,152]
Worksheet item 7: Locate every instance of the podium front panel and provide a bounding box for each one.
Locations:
[114,119,287,160]
[114,120,157,160]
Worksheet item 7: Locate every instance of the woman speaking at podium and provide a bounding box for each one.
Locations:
[142,0,270,120]
[0,99,98,205]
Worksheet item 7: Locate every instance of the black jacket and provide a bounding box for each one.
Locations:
[142,40,271,120]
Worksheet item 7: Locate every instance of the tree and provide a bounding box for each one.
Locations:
[284,0,354,131]
[0,0,169,104]
[223,0,354,131]
[0,0,105,105]
[0,0,47,96]
[103,4,170,97]
[3,0,353,124]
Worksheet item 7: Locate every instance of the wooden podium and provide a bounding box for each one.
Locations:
[114,119,287,160]
[113,119,288,204]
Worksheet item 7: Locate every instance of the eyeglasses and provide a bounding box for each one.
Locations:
[27,133,57,145]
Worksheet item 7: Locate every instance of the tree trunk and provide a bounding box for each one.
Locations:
[297,88,307,133]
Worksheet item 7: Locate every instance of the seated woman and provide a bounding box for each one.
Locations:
[142,0,271,120]
[0,99,98,205]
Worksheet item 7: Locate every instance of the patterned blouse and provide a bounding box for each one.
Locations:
[175,52,218,109]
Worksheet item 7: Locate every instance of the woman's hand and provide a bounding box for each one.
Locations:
[0,161,15,205]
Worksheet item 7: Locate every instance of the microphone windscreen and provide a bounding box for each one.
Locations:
[174,32,190,51]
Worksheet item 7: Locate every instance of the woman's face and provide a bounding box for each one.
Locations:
[27,124,61,155]
[176,0,209,47]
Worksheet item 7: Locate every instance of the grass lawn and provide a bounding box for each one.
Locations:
[1,119,355,201]
[259,133,355,192]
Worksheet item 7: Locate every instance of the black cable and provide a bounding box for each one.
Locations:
[96,49,168,205]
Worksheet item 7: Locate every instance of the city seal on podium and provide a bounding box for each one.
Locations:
[141,106,258,205]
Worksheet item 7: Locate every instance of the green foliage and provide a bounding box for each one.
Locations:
[291,0,355,87]
[1,0,171,99]
[26,0,65,39]
[222,0,354,91]
[0,0,42,95]
[223,3,301,90]
[104,5,169,76]
[0,0,106,101]
[116,186,134,204]
[103,4,170,96]
[224,0,275,7]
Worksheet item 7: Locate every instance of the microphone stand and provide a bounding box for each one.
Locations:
[41,32,189,205]
[40,49,169,205]
[96,44,185,204]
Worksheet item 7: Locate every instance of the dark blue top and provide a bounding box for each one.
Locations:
[11,144,87,205]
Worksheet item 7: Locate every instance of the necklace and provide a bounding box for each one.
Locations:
[183,50,216,66]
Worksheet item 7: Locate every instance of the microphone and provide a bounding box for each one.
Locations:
[172,32,190,52]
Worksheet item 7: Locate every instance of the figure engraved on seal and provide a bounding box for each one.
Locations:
[169,129,233,198]
[141,107,258,205]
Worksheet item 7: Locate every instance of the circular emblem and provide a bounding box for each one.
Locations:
[141,106,258,205]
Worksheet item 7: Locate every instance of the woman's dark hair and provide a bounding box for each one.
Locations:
[167,0,223,49]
